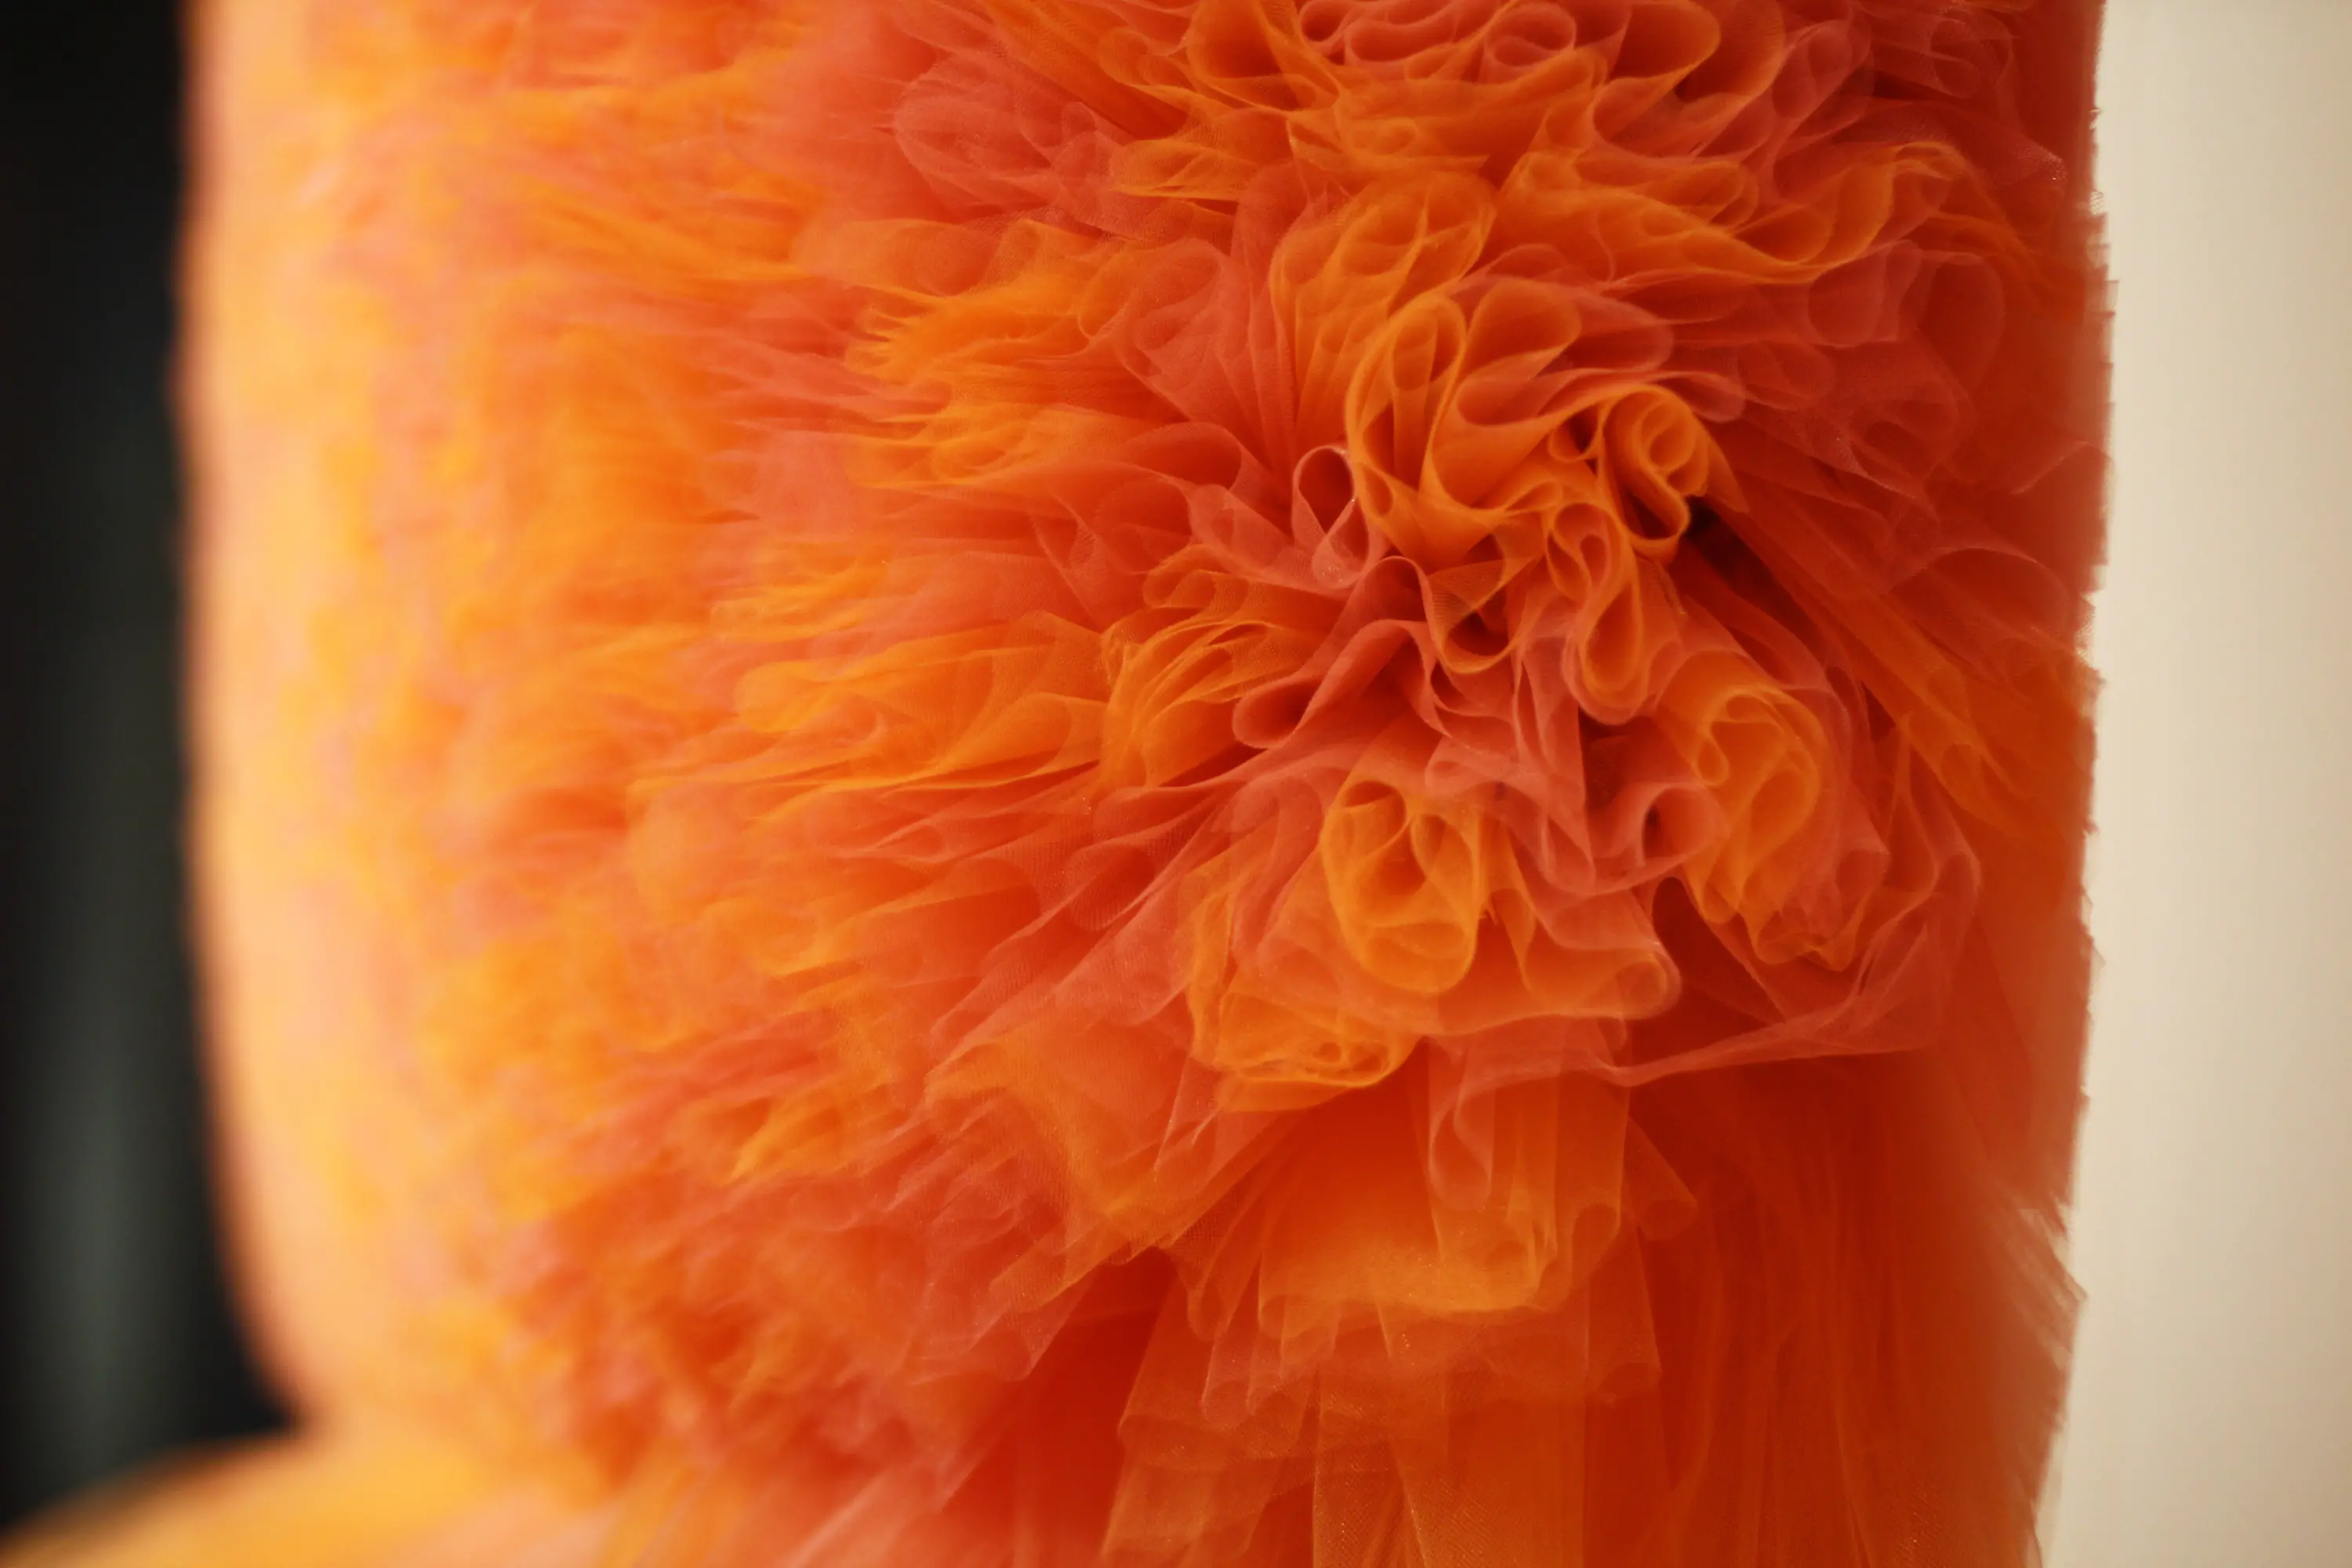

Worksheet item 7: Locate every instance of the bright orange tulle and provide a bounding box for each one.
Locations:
[6,1,2107,1563]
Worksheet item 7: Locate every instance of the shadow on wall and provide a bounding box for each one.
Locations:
[0,0,285,1530]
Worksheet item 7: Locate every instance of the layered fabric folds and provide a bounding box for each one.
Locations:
[6,1,2107,1564]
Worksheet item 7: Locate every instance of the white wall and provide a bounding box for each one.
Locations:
[2049,4,2352,1563]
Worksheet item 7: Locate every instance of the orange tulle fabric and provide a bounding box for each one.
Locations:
[7,1,2107,1563]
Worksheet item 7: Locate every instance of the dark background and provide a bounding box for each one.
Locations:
[0,2,285,1530]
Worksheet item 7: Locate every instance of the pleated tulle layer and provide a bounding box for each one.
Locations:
[15,1,2106,1563]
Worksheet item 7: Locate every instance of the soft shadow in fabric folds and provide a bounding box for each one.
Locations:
[3,2,2107,1564]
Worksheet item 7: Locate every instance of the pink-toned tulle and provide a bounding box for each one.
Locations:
[85,1,2110,1564]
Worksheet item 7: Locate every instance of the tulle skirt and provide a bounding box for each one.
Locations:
[6,2,2107,1563]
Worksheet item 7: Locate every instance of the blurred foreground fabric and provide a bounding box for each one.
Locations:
[6,2,2106,1563]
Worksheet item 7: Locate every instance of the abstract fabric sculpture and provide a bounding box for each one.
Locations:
[9,2,2107,1563]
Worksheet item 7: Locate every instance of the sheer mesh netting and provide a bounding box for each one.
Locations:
[9,2,2107,1565]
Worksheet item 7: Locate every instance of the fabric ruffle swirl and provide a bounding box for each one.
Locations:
[105,1,2102,1565]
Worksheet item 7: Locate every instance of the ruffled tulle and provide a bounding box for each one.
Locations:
[49,0,2106,1563]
